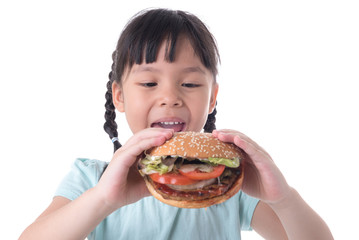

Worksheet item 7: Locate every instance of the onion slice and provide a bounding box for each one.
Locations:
[178,163,213,173]
[166,178,216,191]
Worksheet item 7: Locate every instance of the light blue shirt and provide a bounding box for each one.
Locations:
[55,158,259,240]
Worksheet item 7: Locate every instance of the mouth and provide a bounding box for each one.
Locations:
[151,120,186,132]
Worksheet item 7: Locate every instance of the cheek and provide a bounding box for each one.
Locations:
[123,93,150,133]
[187,91,212,124]
[191,90,211,111]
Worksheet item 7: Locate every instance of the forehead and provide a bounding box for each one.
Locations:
[149,36,202,66]
[124,37,212,79]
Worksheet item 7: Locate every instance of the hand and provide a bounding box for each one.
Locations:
[95,128,174,210]
[212,129,292,204]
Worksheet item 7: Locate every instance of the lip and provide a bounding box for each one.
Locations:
[150,117,187,132]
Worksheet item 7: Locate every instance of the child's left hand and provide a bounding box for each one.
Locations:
[212,129,292,205]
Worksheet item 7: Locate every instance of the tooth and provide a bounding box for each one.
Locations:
[159,121,183,125]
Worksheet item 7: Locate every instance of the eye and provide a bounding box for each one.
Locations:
[141,82,158,88]
[181,83,201,88]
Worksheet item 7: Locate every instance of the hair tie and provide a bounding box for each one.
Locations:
[111,137,119,143]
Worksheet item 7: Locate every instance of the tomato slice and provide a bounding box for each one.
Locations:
[179,165,225,180]
[149,172,199,185]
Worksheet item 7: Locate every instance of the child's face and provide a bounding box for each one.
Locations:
[113,36,218,133]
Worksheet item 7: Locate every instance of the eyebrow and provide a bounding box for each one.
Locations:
[132,65,206,75]
[182,66,206,74]
[132,66,160,74]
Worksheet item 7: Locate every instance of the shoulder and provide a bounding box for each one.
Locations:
[73,158,108,169]
[54,158,108,200]
[71,158,108,178]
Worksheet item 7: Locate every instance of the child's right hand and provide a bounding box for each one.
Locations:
[18,128,174,240]
[95,128,174,211]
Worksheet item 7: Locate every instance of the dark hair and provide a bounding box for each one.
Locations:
[104,8,220,152]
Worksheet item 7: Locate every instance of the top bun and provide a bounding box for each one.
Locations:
[147,131,243,159]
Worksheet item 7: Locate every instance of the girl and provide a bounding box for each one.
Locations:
[20,8,333,240]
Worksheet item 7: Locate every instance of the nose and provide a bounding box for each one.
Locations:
[158,85,183,107]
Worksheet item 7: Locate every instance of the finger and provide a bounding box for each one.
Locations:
[213,129,241,136]
[214,130,271,161]
[123,128,174,149]
[233,135,272,162]
[117,134,172,169]
[216,129,255,144]
[104,134,172,186]
[213,129,239,144]
[105,129,174,185]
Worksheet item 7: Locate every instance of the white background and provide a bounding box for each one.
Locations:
[1,0,358,239]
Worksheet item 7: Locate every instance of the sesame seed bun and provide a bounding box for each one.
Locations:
[147,131,243,159]
[141,132,245,208]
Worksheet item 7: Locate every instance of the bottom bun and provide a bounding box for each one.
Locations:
[144,166,244,208]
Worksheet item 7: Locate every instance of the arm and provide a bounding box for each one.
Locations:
[19,191,114,240]
[252,194,333,240]
[213,130,333,240]
[19,128,174,240]
[251,201,288,239]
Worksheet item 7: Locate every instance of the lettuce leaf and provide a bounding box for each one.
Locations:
[141,156,240,175]
[206,157,240,168]
[141,156,172,175]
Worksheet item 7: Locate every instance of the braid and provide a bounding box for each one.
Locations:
[104,56,122,152]
[203,102,217,133]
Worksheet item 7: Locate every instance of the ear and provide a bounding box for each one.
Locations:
[112,81,125,112]
[209,83,219,114]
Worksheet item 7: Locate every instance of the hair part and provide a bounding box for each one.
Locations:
[104,8,220,152]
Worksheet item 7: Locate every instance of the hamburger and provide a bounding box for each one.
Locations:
[138,131,244,208]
